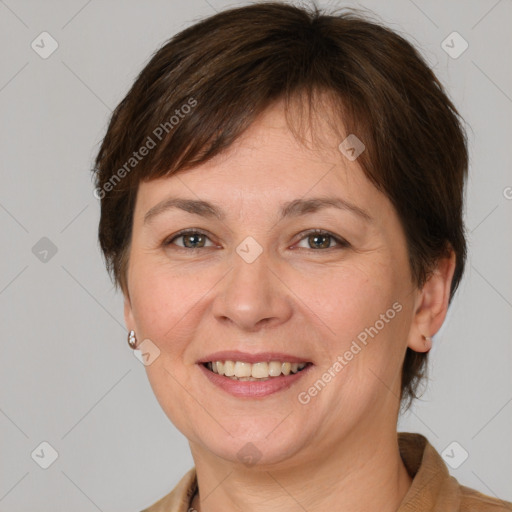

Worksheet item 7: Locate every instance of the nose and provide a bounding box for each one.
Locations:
[211,247,293,332]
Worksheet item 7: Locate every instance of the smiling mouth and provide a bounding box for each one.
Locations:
[203,360,311,381]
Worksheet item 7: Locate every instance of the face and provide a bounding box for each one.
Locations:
[124,101,423,468]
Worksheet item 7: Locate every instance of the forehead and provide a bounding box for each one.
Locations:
[134,101,385,220]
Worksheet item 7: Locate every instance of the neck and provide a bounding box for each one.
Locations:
[189,428,412,512]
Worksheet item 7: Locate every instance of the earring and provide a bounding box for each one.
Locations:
[127,330,137,349]
[422,334,432,351]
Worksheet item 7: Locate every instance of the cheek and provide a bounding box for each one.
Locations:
[298,261,401,340]
[299,260,408,401]
[130,261,203,334]
[304,268,407,408]
[128,263,211,435]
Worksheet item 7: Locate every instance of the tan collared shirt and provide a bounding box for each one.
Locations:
[141,432,512,511]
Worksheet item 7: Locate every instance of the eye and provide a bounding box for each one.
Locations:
[164,228,350,251]
[295,229,350,250]
[164,229,216,250]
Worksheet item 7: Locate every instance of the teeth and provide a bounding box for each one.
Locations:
[251,362,268,378]
[224,360,235,377]
[207,360,307,379]
[234,361,252,378]
[268,361,282,377]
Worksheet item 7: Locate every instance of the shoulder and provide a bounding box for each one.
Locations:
[459,484,512,511]
[397,433,512,511]
[140,468,197,512]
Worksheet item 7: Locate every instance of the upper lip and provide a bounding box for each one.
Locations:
[197,351,311,364]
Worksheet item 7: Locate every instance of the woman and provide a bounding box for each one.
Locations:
[93,3,512,511]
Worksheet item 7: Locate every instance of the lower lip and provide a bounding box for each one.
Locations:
[198,363,313,398]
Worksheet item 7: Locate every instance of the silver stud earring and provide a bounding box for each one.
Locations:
[127,330,137,349]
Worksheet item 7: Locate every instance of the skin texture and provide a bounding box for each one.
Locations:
[124,100,455,512]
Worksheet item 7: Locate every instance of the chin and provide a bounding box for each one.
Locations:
[188,418,314,469]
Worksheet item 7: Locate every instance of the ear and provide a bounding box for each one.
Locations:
[407,248,456,353]
[123,289,136,332]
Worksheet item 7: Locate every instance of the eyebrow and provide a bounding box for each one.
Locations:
[143,195,372,225]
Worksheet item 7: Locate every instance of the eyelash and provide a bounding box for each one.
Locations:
[163,228,350,252]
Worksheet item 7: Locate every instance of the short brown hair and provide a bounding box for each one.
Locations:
[93,2,468,408]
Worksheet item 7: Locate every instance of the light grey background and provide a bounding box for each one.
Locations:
[0,0,511,510]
